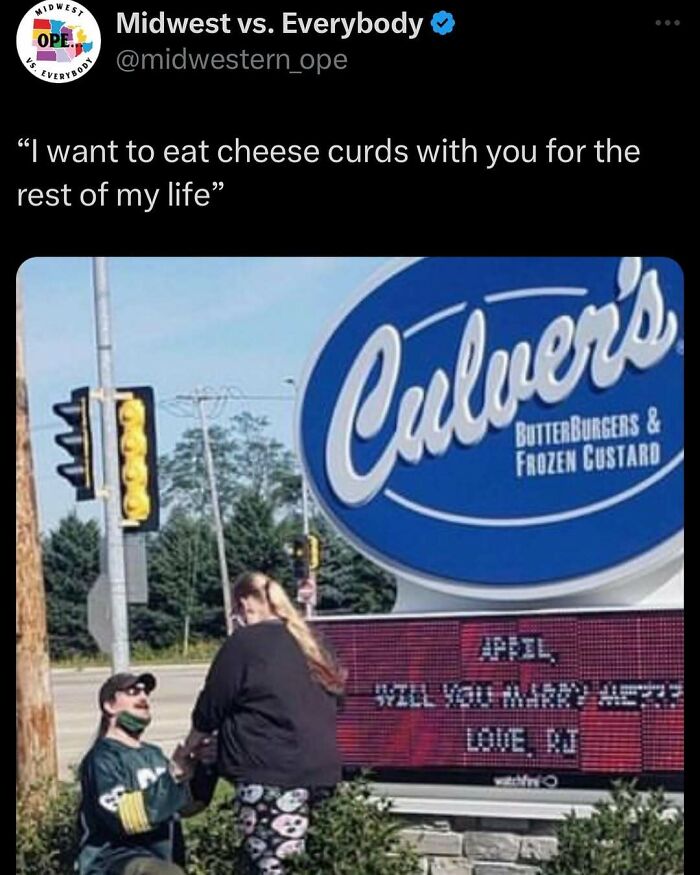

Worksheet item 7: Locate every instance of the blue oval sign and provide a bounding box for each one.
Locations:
[298,258,684,598]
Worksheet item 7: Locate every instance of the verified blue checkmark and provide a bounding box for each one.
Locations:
[431,11,455,35]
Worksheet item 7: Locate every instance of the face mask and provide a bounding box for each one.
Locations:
[116,711,151,735]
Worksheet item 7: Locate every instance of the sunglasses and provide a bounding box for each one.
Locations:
[121,684,149,697]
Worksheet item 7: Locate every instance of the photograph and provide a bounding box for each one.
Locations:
[17,255,684,875]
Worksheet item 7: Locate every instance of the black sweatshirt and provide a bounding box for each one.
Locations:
[191,619,342,789]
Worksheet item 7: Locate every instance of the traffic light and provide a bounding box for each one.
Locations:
[116,386,159,532]
[292,535,308,579]
[291,534,321,578]
[53,387,95,500]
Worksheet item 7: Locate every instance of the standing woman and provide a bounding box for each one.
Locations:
[185,571,346,874]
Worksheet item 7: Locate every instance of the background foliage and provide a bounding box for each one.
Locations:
[542,781,684,875]
[44,413,395,659]
[16,778,421,875]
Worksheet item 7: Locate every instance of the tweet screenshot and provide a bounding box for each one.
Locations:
[14,5,686,875]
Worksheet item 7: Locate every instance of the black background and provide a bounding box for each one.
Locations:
[9,3,690,260]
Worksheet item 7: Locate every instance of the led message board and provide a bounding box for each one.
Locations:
[316,610,683,790]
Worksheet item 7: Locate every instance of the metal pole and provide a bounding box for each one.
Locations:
[301,476,310,536]
[303,477,314,620]
[289,378,314,619]
[195,392,234,634]
[285,376,311,539]
[93,257,130,672]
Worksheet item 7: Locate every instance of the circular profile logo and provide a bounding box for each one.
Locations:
[16,3,100,83]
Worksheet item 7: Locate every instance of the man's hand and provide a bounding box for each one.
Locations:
[180,733,220,816]
[169,743,195,783]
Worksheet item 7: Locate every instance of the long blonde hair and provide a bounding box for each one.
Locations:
[232,571,346,696]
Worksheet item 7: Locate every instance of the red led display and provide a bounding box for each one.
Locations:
[315,610,683,789]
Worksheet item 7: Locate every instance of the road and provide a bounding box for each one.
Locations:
[51,664,208,780]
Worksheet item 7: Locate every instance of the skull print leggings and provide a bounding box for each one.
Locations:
[234,783,332,874]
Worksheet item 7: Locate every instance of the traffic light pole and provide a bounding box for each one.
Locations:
[286,378,314,618]
[300,478,314,619]
[93,257,130,672]
[301,477,310,537]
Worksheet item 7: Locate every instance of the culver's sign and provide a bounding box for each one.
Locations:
[297,258,684,598]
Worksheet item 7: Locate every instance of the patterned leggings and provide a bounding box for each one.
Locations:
[234,783,327,874]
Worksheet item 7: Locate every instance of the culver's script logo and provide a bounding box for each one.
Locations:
[327,257,677,505]
[298,257,684,597]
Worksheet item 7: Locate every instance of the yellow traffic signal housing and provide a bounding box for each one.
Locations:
[116,386,159,532]
[292,535,308,579]
[307,534,321,571]
[291,534,321,578]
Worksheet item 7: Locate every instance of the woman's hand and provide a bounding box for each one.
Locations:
[174,728,218,771]
[192,731,218,766]
[180,727,208,758]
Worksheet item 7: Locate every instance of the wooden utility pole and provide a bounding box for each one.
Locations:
[192,390,233,634]
[16,275,58,798]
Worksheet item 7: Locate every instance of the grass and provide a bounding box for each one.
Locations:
[51,639,222,668]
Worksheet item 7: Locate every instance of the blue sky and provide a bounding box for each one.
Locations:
[20,257,391,533]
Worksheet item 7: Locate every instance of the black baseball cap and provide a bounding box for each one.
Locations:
[98,672,157,710]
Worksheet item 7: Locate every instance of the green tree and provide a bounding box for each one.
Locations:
[131,511,226,649]
[542,780,683,875]
[228,411,298,510]
[42,514,100,659]
[42,415,398,662]
[158,425,238,518]
[225,490,290,584]
[159,413,301,520]
[271,468,303,513]
[314,518,396,613]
